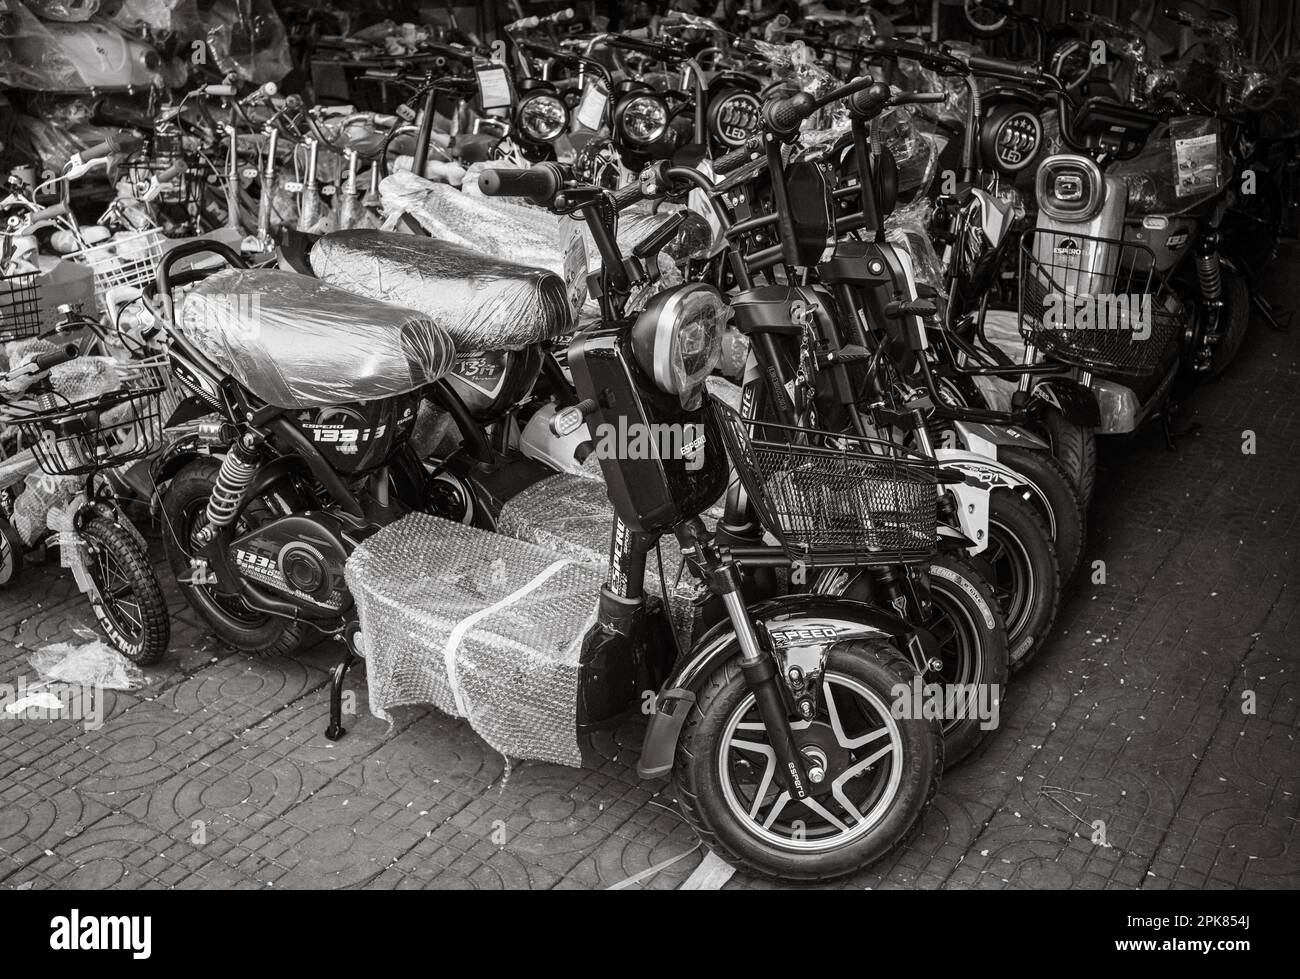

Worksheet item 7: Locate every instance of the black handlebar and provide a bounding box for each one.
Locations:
[477,165,563,204]
[33,344,79,372]
[761,91,818,140]
[962,51,1040,79]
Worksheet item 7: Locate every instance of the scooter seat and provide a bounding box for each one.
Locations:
[308,229,573,352]
[180,268,456,410]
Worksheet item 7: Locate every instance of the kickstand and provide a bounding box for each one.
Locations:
[326,649,358,741]
[1252,291,1291,331]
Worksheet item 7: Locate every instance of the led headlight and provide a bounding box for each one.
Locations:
[618,95,669,145]
[517,93,568,142]
[630,283,727,409]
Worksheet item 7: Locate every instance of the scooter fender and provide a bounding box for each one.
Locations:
[934,448,1029,557]
[952,419,1049,452]
[637,594,914,779]
[1030,378,1101,428]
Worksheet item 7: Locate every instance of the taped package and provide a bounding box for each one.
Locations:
[180,268,455,409]
[344,513,605,766]
[308,229,572,352]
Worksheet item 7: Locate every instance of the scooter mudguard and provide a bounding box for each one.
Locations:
[952,419,1049,451]
[1030,378,1101,428]
[934,448,1032,556]
[637,594,914,778]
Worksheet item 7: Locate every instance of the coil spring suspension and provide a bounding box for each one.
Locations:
[199,436,259,540]
[1196,244,1222,303]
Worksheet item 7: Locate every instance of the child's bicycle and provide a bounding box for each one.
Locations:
[0,315,170,664]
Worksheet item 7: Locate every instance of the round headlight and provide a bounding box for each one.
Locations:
[518,93,568,142]
[619,95,668,145]
[630,283,727,408]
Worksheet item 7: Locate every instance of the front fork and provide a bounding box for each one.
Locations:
[673,518,813,800]
[1194,232,1224,370]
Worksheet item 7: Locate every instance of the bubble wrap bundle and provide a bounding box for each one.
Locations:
[308,230,572,352]
[885,199,947,315]
[49,357,122,403]
[12,471,79,545]
[344,513,606,766]
[180,268,455,410]
[496,474,698,649]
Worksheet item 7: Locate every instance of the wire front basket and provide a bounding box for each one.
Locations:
[7,386,166,477]
[0,271,42,343]
[714,401,939,567]
[70,228,166,311]
[1018,228,1178,377]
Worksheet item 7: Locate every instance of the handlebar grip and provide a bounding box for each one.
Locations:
[155,160,187,183]
[79,132,141,161]
[610,180,645,210]
[848,82,893,121]
[27,203,69,222]
[477,165,562,204]
[33,344,79,372]
[762,91,817,138]
[1163,6,1196,26]
[963,52,1039,79]
[713,138,761,174]
[204,84,237,97]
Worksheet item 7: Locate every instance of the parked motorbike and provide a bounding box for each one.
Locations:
[480,141,945,880]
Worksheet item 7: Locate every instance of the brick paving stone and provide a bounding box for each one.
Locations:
[2,245,1298,890]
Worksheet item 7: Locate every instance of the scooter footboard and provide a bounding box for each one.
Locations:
[345,512,606,766]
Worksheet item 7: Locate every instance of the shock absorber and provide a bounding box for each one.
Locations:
[1195,233,1223,304]
[195,434,260,544]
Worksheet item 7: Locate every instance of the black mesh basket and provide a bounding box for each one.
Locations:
[7,386,166,477]
[1018,229,1178,378]
[713,401,939,567]
[0,271,42,343]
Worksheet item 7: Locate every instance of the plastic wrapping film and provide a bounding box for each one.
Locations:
[180,268,455,410]
[344,512,605,766]
[379,171,567,272]
[11,471,79,545]
[0,3,162,91]
[308,230,573,353]
[1111,116,1227,214]
[192,0,292,84]
[973,309,1022,412]
[885,198,947,316]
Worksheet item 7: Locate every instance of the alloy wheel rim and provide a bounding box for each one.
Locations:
[718,673,903,853]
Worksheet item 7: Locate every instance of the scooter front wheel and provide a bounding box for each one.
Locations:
[80,515,170,665]
[672,641,942,881]
[0,517,24,588]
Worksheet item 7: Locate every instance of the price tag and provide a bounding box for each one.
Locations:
[321,183,336,197]
[574,79,609,132]
[562,232,589,314]
[241,166,259,180]
[283,180,304,193]
[396,103,416,123]
[476,66,513,110]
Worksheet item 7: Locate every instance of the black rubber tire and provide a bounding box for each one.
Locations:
[80,515,170,665]
[0,517,24,588]
[978,492,1061,672]
[924,552,1009,766]
[1205,271,1251,380]
[1042,408,1097,511]
[162,458,305,656]
[673,640,943,882]
[997,445,1087,582]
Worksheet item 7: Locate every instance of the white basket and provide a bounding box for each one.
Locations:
[70,229,166,310]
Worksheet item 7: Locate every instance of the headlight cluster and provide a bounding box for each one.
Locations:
[630,283,728,409]
[517,93,568,142]
[618,95,669,145]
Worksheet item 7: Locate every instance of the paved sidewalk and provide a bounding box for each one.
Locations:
[2,249,1297,890]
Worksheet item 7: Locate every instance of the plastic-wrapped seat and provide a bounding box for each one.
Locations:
[180,268,455,410]
[309,229,573,352]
